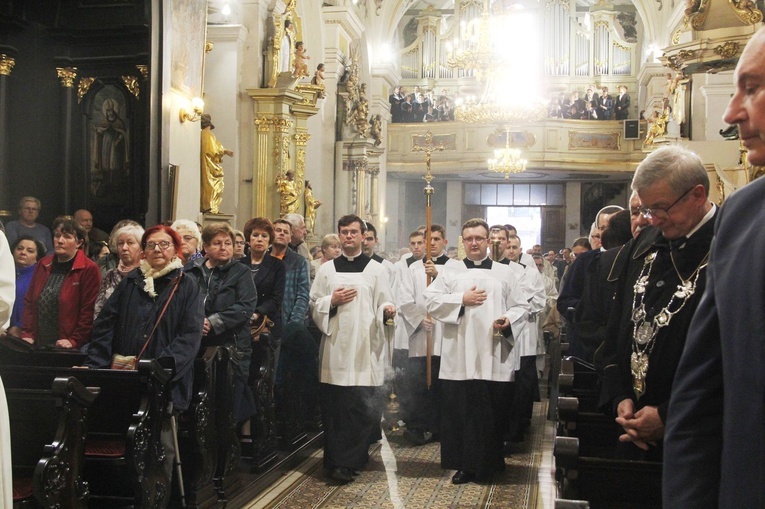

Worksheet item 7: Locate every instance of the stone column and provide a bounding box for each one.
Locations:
[0,54,16,216]
[57,66,78,213]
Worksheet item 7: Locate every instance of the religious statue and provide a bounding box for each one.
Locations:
[644,108,669,147]
[293,41,310,78]
[311,63,326,98]
[275,170,300,216]
[369,114,382,147]
[93,97,129,186]
[280,19,296,73]
[201,114,234,214]
[304,180,322,235]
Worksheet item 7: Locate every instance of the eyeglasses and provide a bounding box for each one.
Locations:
[463,236,487,244]
[339,229,360,237]
[234,241,246,246]
[639,186,695,221]
[145,241,172,251]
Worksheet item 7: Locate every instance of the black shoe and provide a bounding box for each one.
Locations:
[451,470,475,485]
[404,428,427,446]
[330,467,354,483]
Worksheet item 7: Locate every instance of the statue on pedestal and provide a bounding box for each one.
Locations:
[292,41,310,78]
[304,180,322,235]
[275,170,299,216]
[201,114,233,214]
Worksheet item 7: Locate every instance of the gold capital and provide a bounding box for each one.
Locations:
[0,54,15,76]
[56,67,78,88]
[78,77,95,103]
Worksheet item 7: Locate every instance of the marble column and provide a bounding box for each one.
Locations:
[0,54,15,216]
[56,67,77,213]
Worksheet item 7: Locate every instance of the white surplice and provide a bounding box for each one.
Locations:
[423,258,530,381]
[310,257,394,386]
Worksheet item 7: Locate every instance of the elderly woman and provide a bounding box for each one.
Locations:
[85,224,203,414]
[5,236,46,337]
[171,219,203,263]
[185,222,258,422]
[97,219,142,276]
[93,223,145,318]
[21,217,101,349]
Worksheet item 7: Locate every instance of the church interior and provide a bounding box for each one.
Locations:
[0,0,763,507]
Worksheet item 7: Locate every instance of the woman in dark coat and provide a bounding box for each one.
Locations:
[185,222,258,422]
[85,224,204,413]
[241,217,285,342]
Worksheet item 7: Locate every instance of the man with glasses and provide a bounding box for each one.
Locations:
[310,214,395,483]
[423,218,529,484]
[4,196,53,252]
[663,28,765,507]
[599,145,715,463]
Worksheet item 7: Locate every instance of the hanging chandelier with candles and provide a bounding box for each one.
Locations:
[488,128,528,178]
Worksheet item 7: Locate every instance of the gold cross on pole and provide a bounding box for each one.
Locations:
[412,131,445,188]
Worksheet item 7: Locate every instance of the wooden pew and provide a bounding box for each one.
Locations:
[554,435,662,509]
[559,357,600,412]
[175,346,219,509]
[1,360,173,508]
[248,332,279,472]
[556,396,622,458]
[213,346,241,502]
[0,335,86,368]
[8,376,97,509]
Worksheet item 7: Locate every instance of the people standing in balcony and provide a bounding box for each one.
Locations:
[615,85,631,120]
[598,86,614,120]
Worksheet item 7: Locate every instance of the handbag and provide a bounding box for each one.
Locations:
[250,314,274,342]
[110,273,183,370]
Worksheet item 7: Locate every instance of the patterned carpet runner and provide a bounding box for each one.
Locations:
[258,399,548,509]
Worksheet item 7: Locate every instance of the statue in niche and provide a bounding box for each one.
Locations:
[275,170,300,216]
[304,180,322,235]
[292,41,310,78]
[89,90,130,199]
[280,19,296,73]
[369,114,382,147]
[200,114,234,214]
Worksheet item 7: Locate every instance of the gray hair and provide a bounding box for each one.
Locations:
[110,224,145,252]
[631,145,709,195]
[321,233,340,251]
[18,196,41,210]
[282,213,305,229]
[171,219,202,245]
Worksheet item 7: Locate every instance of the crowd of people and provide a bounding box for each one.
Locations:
[388,86,455,123]
[547,85,631,120]
[1,28,763,505]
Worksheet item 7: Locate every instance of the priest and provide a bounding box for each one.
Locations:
[310,214,395,483]
[423,218,530,484]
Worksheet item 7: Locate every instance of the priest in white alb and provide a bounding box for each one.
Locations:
[424,218,530,484]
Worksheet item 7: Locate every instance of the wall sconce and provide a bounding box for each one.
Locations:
[179,97,205,123]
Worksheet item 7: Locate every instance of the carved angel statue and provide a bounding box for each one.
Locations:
[293,41,310,78]
[644,108,669,147]
[353,84,370,137]
[369,114,383,147]
[304,180,322,235]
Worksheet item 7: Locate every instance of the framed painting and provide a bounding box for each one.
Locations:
[170,0,208,98]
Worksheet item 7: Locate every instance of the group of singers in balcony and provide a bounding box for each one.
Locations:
[389,86,455,123]
[548,85,631,121]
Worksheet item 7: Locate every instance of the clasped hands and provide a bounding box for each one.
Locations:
[615,399,664,450]
[331,286,395,320]
[462,286,510,331]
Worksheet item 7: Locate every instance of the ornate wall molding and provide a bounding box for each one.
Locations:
[56,67,78,88]
[0,54,15,76]
[568,131,621,151]
[254,116,273,132]
[77,77,95,103]
[294,132,311,146]
[122,75,140,98]
[136,65,149,80]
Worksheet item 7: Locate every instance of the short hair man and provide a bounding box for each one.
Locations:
[397,225,460,445]
[74,209,109,258]
[4,196,53,253]
[362,222,395,279]
[599,145,716,463]
[282,213,312,262]
[663,27,765,507]
[423,219,530,484]
[310,214,395,483]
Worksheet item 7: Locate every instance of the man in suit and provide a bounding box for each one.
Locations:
[663,27,765,507]
[599,145,716,462]
[614,85,630,120]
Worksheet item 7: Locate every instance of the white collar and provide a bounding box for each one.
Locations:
[342,249,363,261]
[686,203,716,240]
[466,254,489,265]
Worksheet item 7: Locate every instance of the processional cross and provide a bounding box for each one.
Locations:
[412,131,444,388]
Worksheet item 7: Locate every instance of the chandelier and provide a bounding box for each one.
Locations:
[488,129,527,178]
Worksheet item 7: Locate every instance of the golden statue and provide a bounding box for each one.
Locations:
[292,41,310,78]
[200,114,233,214]
[644,108,669,147]
[304,180,322,235]
[275,170,299,216]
